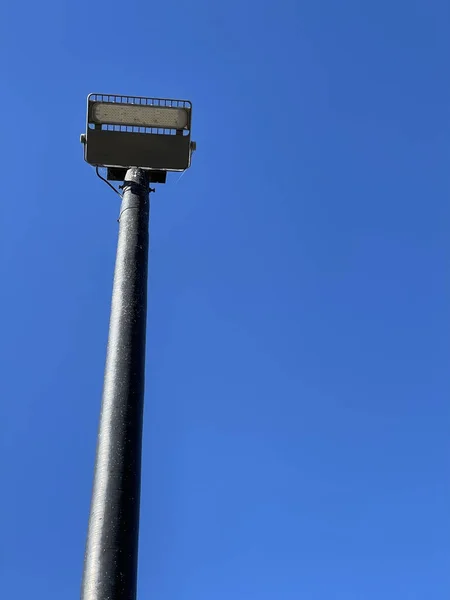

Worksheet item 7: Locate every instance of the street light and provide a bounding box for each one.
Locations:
[81,93,195,183]
[80,94,195,600]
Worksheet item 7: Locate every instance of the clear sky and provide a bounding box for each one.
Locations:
[0,0,449,598]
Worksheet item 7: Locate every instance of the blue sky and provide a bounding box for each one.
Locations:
[0,0,449,598]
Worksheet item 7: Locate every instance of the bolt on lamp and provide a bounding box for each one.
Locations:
[80,94,195,600]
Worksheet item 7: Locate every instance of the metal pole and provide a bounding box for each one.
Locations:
[81,167,150,600]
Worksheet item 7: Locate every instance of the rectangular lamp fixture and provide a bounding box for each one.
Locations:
[90,102,190,130]
[83,94,194,179]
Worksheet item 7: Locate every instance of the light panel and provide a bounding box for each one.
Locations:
[83,94,194,176]
[91,102,189,129]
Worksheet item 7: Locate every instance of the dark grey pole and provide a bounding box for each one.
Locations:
[81,168,150,600]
